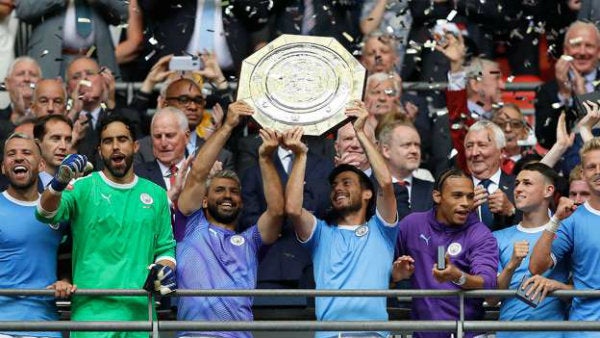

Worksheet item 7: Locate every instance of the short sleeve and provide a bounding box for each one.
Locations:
[373,210,399,252]
[298,215,321,252]
[551,216,574,265]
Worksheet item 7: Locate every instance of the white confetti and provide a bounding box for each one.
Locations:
[144,50,156,61]
[560,55,574,62]
[569,37,583,45]
[342,31,353,42]
[446,10,457,21]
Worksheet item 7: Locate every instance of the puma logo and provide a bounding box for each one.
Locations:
[420,234,431,246]
[100,193,111,203]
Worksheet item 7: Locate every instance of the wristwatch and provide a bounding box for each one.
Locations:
[452,271,467,286]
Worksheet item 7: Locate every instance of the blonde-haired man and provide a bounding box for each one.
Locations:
[530,138,600,337]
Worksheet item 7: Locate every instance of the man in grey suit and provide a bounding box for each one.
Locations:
[134,107,190,206]
[133,76,234,171]
[15,0,127,78]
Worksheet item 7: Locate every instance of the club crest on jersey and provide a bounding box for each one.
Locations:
[140,193,153,205]
[355,225,369,237]
[447,242,462,256]
[230,235,245,246]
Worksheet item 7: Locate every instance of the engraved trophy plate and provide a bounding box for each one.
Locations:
[237,35,366,136]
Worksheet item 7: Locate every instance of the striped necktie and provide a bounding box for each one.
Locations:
[301,0,315,35]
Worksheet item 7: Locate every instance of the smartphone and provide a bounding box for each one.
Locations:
[515,275,542,308]
[169,56,203,71]
[436,245,446,270]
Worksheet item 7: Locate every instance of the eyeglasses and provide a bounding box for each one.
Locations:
[166,95,205,106]
[492,119,524,129]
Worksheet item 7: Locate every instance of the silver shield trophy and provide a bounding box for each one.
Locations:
[237,34,366,136]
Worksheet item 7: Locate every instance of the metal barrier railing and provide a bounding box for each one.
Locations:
[114,81,540,119]
[113,82,543,92]
[1,288,599,336]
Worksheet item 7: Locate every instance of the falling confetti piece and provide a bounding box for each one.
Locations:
[40,50,49,57]
[446,10,457,21]
[551,102,563,109]
[569,37,583,45]
[149,36,158,45]
[342,32,353,42]
[561,55,574,61]
[144,50,156,61]
[77,18,91,23]
[86,45,96,58]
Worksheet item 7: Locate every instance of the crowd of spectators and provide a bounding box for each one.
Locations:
[1,0,600,338]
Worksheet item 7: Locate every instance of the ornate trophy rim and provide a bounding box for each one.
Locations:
[237,34,366,136]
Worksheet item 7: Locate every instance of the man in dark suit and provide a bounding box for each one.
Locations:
[65,57,148,169]
[0,57,42,160]
[266,0,361,52]
[377,119,434,214]
[239,144,333,289]
[535,21,600,149]
[127,0,269,79]
[465,120,518,231]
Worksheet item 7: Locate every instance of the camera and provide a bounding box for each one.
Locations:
[169,56,203,71]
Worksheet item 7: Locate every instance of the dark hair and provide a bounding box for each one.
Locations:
[328,164,374,192]
[520,162,559,186]
[435,167,471,192]
[325,164,376,224]
[512,153,542,176]
[33,114,73,140]
[98,114,137,142]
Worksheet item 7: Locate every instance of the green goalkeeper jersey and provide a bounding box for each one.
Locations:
[36,171,175,337]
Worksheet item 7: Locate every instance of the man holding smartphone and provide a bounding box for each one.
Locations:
[393,168,498,338]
